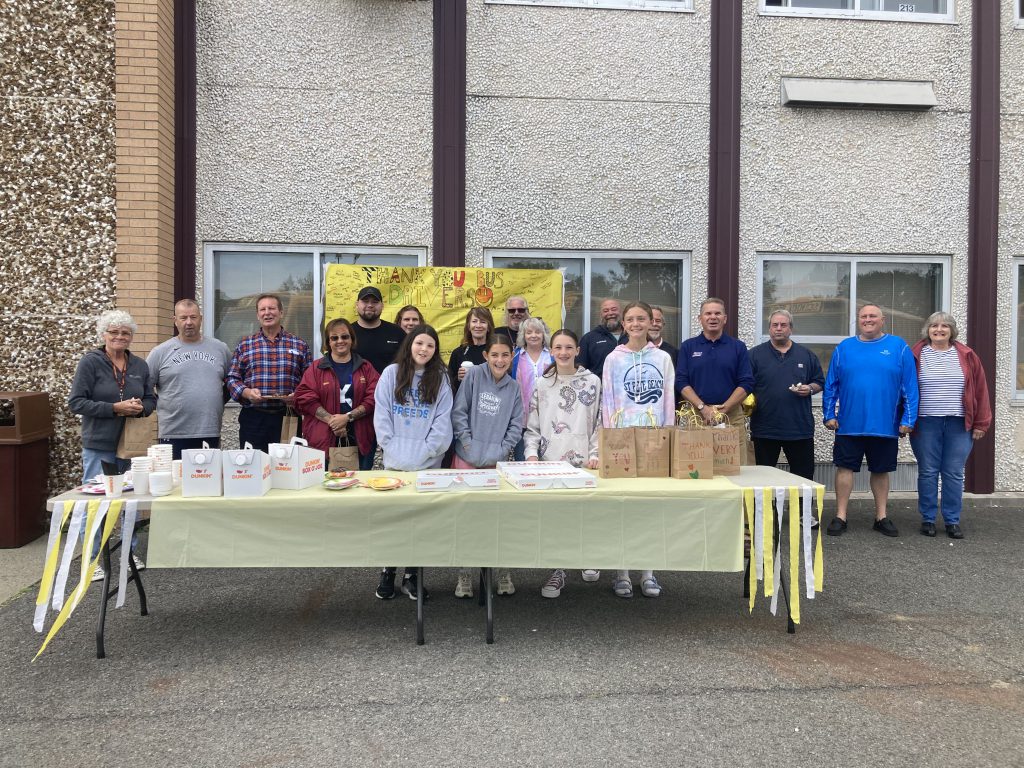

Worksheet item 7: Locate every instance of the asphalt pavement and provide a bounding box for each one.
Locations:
[2,504,1022,768]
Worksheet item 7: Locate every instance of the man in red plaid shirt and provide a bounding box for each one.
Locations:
[226,294,313,451]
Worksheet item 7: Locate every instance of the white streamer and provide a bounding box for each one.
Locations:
[53,501,87,610]
[802,485,815,599]
[115,501,138,608]
[770,488,786,616]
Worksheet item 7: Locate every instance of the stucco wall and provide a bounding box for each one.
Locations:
[997,5,1024,491]
[0,0,116,491]
[464,1,710,294]
[739,5,973,466]
[195,0,434,259]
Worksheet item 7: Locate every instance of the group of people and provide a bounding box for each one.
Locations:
[68,290,991,593]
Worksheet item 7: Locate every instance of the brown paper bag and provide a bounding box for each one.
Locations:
[711,425,742,476]
[116,412,158,459]
[328,435,359,472]
[670,428,714,479]
[598,427,636,478]
[634,427,671,477]
[280,408,300,443]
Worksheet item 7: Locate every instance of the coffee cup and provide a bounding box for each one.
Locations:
[102,474,124,498]
[171,460,182,486]
[134,470,150,496]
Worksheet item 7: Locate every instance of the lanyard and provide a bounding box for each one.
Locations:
[105,351,128,399]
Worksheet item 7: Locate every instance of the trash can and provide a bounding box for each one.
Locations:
[0,392,53,548]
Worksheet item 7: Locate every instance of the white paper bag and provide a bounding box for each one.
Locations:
[222,442,272,497]
[181,441,223,497]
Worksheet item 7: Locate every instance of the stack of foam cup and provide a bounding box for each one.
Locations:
[130,455,153,495]
[147,444,173,496]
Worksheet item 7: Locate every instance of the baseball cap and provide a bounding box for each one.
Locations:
[357,286,383,301]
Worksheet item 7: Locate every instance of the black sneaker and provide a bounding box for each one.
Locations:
[946,524,964,539]
[826,517,847,536]
[401,571,429,601]
[375,568,396,600]
[873,517,899,537]
[920,522,937,537]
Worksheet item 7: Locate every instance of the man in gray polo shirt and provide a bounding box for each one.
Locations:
[147,299,232,459]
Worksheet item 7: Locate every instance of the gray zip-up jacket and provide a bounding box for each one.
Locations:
[68,348,157,451]
[451,363,524,468]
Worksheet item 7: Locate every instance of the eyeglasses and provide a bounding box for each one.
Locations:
[507,308,528,315]
[106,330,133,337]
[329,335,352,342]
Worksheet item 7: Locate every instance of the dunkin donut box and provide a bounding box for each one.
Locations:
[268,437,326,490]
[181,442,223,497]
[415,468,500,493]
[222,443,273,497]
[495,461,597,490]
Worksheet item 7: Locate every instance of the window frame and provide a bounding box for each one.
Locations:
[202,242,428,355]
[1017,0,1024,29]
[485,0,694,12]
[756,252,952,378]
[484,247,691,343]
[1014,258,1024,400]
[759,0,955,24]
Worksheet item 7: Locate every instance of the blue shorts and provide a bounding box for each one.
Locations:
[833,434,898,473]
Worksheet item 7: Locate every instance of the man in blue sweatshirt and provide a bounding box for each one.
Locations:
[823,304,919,538]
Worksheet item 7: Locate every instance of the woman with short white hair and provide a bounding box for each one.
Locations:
[510,317,552,461]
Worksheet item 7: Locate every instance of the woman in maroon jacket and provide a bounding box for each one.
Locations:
[295,318,380,470]
[910,312,992,540]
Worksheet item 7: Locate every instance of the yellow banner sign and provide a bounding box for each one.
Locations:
[324,265,564,364]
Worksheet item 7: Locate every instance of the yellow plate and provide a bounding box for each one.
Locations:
[364,477,403,491]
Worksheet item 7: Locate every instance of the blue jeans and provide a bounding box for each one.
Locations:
[910,416,974,525]
[80,448,136,558]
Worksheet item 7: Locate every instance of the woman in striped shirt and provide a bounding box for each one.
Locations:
[910,312,992,540]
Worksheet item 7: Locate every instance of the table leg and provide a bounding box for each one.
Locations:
[96,541,112,659]
[415,567,425,646]
[484,567,493,645]
[477,568,485,607]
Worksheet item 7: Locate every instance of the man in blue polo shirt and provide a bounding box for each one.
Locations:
[676,297,755,463]
[823,304,919,538]
[749,309,824,481]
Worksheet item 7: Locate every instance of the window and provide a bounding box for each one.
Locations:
[1018,0,1024,27]
[761,0,954,23]
[757,253,950,375]
[204,243,426,355]
[485,0,693,12]
[485,249,690,348]
[1015,260,1024,396]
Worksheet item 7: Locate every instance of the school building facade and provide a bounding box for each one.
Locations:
[3,0,1023,492]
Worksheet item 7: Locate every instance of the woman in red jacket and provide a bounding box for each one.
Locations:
[295,318,380,470]
[910,312,992,540]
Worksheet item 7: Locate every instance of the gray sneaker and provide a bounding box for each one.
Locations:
[541,569,567,598]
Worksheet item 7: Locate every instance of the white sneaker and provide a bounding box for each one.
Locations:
[90,565,106,583]
[541,569,566,599]
[581,569,600,582]
[455,571,474,599]
[640,576,662,598]
[132,554,146,571]
[496,569,515,595]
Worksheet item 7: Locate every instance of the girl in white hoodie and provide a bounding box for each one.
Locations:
[524,329,603,599]
[601,301,675,599]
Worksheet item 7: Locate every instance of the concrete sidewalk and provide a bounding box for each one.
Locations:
[2,503,1022,768]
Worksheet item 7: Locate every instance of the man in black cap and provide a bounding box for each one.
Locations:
[351,286,406,376]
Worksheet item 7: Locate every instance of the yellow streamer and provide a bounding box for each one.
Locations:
[744,488,756,614]
[34,502,74,614]
[814,485,825,593]
[788,486,800,625]
[34,500,123,661]
[762,487,774,597]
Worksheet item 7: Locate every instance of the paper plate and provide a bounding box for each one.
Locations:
[323,477,360,491]
[364,477,403,491]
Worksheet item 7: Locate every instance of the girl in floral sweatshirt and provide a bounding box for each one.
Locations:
[600,301,675,599]
[524,328,602,599]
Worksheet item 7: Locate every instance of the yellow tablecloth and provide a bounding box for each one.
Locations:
[147,472,744,571]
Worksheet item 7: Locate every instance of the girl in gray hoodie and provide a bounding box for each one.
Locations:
[450,334,524,598]
[372,325,453,602]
